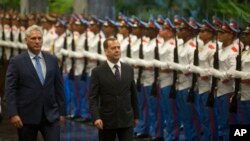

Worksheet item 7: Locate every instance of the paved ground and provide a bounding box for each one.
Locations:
[0,103,152,141]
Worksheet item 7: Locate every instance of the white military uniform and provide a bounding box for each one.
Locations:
[141,36,154,86]
[197,41,216,94]
[42,26,57,53]
[87,31,106,74]
[176,39,196,90]
[157,38,175,88]
[54,32,72,74]
[216,44,237,97]
[120,34,137,60]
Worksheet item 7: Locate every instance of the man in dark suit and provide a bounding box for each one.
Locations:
[89,37,139,141]
[5,25,66,141]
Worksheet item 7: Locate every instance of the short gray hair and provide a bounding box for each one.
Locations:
[25,25,43,38]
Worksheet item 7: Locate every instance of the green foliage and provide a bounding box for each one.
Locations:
[0,0,19,11]
[215,0,250,22]
[48,0,73,14]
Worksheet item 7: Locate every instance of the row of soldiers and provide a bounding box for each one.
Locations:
[0,11,250,141]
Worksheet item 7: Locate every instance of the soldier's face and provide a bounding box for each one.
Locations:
[25,30,43,55]
[240,33,250,46]
[177,28,188,39]
[199,30,213,42]
[105,40,121,63]
[218,31,233,43]
[159,28,174,40]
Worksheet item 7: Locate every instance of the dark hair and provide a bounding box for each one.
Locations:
[103,37,117,49]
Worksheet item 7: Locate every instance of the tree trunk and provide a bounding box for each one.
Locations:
[20,0,29,15]
[73,0,88,14]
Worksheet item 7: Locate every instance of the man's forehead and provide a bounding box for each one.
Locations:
[108,40,120,46]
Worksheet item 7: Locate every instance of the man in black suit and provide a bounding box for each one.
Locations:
[89,37,139,141]
[5,25,66,141]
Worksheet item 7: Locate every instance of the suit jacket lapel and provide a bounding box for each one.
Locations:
[103,62,116,80]
[24,52,42,86]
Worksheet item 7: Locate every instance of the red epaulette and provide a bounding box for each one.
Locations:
[231,46,238,53]
[143,39,148,43]
[169,41,174,45]
[208,44,215,50]
[189,41,196,48]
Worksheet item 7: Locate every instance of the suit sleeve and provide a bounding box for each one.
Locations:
[5,58,19,117]
[130,68,139,119]
[89,68,100,121]
[54,56,66,116]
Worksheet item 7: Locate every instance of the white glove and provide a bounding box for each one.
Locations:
[189,65,210,76]
[136,59,153,67]
[168,62,189,73]
[9,42,17,48]
[227,69,250,79]
[152,59,168,67]
[208,68,227,79]
[123,57,136,65]
[95,54,106,61]
[60,48,68,56]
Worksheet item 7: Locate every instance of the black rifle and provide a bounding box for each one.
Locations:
[169,35,179,99]
[229,37,242,113]
[68,36,76,80]
[151,39,160,97]
[136,37,144,91]
[187,37,199,103]
[206,33,219,108]
[126,37,131,58]
[60,37,67,74]
[9,30,14,59]
[0,31,6,66]
[96,35,102,66]
[81,32,89,81]
[18,31,22,54]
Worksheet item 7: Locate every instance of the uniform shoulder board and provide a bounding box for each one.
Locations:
[169,41,174,45]
[231,46,238,53]
[208,44,215,49]
[143,39,148,43]
[189,41,196,48]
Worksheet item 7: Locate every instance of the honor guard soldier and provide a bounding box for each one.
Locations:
[9,14,20,57]
[41,14,57,53]
[170,17,201,141]
[209,21,239,141]
[227,19,250,125]
[0,14,12,61]
[188,19,218,141]
[27,13,37,27]
[155,18,182,141]
[118,17,137,62]
[88,16,106,68]
[67,18,92,121]
[17,15,28,52]
[53,19,73,118]
[130,17,150,138]
[156,15,165,26]
[141,17,162,140]
[102,17,119,40]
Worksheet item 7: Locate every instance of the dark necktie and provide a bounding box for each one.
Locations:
[114,64,120,80]
[34,55,45,85]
